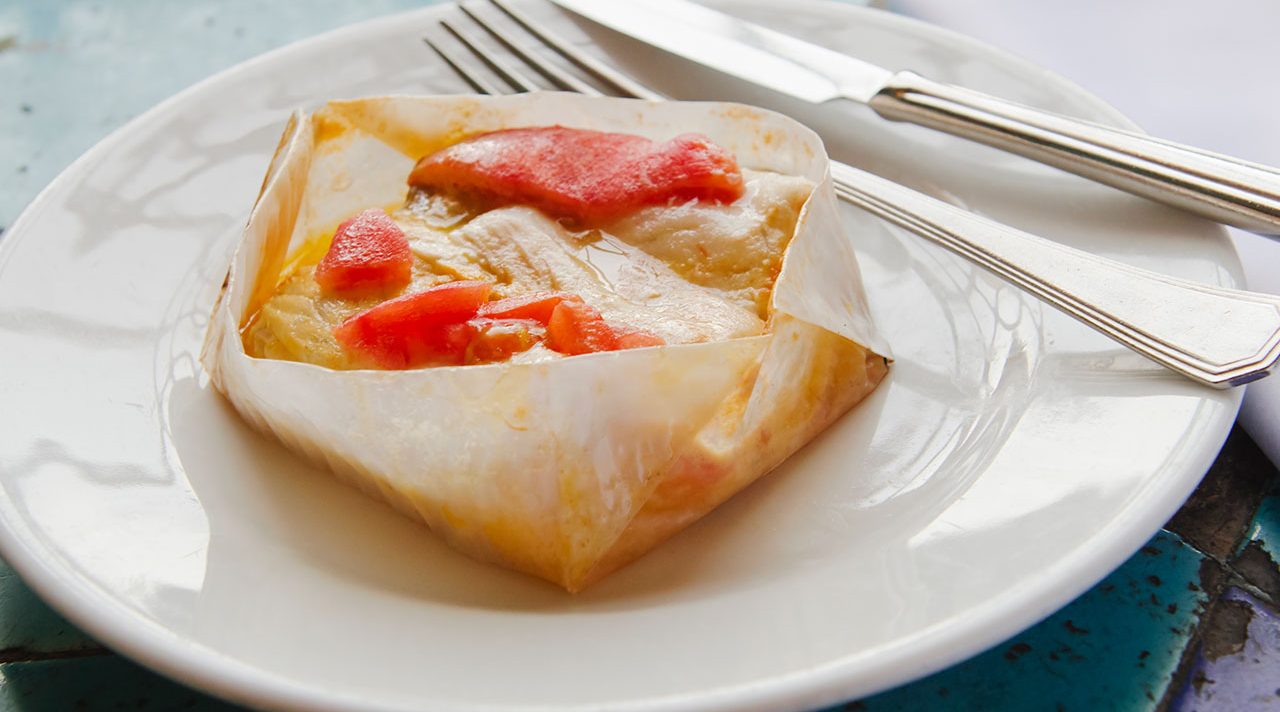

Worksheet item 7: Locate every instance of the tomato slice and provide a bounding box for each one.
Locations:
[315,209,414,297]
[333,281,492,368]
[545,300,619,355]
[465,318,544,364]
[477,292,579,324]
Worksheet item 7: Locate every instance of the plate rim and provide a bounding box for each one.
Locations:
[0,2,1242,711]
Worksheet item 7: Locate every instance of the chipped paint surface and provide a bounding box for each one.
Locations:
[1248,484,1280,563]
[846,531,1211,711]
[1169,588,1280,711]
[0,657,238,710]
[1235,482,1280,603]
[0,561,97,657]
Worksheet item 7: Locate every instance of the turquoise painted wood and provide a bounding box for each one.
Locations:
[1240,481,1280,571]
[0,561,97,655]
[847,531,1211,711]
[0,0,437,230]
[0,656,239,710]
[1168,587,1280,711]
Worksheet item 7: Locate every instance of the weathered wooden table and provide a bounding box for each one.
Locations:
[1,1,1277,709]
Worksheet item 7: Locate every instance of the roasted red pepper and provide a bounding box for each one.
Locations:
[408,126,745,224]
[315,209,413,297]
[336,280,663,366]
[477,292,580,324]
[546,299,619,355]
[333,281,492,368]
[613,327,666,350]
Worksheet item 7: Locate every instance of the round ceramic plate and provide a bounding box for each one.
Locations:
[0,2,1241,710]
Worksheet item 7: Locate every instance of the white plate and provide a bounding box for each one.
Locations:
[0,2,1241,711]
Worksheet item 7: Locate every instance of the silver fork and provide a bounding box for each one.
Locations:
[424,0,1280,388]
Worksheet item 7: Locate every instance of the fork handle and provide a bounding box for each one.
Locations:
[830,161,1280,387]
[867,71,1280,236]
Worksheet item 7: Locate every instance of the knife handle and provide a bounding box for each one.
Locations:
[830,161,1280,387]
[867,71,1280,236]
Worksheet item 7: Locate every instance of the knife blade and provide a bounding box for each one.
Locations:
[549,0,1280,236]
[551,0,889,103]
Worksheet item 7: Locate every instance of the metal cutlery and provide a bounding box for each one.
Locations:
[423,0,1280,387]
[552,0,1280,237]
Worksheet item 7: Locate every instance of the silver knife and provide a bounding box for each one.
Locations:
[551,0,1280,236]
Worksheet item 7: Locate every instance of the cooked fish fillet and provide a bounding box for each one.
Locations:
[244,169,809,369]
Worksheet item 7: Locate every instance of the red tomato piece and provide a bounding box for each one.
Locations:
[545,300,619,355]
[333,281,492,368]
[407,126,745,224]
[465,318,545,364]
[613,327,666,350]
[477,292,580,324]
[315,209,413,297]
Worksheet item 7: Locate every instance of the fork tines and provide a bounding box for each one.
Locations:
[424,0,661,100]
